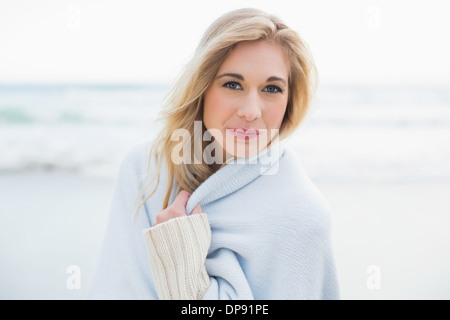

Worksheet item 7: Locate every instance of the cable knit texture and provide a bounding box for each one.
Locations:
[143,214,211,300]
[87,139,340,300]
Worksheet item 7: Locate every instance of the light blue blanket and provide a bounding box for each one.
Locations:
[87,140,340,299]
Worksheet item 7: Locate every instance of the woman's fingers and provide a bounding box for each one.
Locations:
[191,204,202,215]
[154,207,168,225]
[172,190,191,209]
[153,190,202,226]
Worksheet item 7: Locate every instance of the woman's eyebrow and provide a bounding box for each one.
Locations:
[216,73,287,86]
[266,76,287,86]
[216,73,244,80]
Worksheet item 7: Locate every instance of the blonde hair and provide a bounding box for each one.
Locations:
[137,8,317,212]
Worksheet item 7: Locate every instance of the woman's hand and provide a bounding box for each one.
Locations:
[153,190,202,226]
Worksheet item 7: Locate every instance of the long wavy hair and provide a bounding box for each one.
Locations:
[137,8,317,213]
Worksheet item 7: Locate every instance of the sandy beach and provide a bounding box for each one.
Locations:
[0,172,113,299]
[1,171,449,299]
[320,181,450,299]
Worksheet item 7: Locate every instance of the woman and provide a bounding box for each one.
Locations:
[87,8,340,300]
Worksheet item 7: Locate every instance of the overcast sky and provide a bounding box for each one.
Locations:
[0,0,449,85]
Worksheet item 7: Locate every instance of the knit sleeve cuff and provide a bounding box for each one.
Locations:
[143,213,211,300]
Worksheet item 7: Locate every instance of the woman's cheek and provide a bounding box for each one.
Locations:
[208,92,236,126]
[265,103,287,130]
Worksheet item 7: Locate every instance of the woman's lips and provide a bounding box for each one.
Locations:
[226,128,260,140]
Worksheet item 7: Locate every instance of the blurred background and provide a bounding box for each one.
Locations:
[0,0,449,299]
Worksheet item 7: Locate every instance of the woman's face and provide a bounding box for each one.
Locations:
[203,40,289,160]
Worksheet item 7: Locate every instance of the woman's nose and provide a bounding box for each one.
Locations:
[237,91,262,121]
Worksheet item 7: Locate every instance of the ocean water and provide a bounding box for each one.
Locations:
[1,83,450,182]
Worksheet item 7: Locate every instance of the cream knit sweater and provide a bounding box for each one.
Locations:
[143,214,211,300]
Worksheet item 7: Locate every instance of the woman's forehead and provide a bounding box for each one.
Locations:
[217,40,290,80]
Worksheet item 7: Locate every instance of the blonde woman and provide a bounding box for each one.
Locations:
[87,8,340,300]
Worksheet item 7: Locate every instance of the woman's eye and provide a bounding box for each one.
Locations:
[264,85,283,94]
[223,81,242,90]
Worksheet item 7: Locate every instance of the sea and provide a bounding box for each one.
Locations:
[1,83,449,183]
